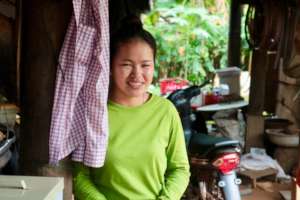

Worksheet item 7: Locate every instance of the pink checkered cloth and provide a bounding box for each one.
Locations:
[49,0,110,167]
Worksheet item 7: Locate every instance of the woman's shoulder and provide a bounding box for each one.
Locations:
[150,94,177,111]
[151,93,170,104]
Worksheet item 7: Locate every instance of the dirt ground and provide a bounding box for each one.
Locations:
[242,182,292,200]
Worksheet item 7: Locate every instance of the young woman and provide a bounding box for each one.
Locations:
[73,16,190,200]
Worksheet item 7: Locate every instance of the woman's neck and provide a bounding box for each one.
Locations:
[109,92,150,107]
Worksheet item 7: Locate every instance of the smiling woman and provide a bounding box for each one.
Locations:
[108,16,157,107]
[72,15,190,200]
[110,40,155,106]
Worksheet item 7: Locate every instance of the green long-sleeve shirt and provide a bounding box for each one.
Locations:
[73,94,190,200]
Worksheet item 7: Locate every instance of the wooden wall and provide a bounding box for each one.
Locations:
[20,0,72,199]
[0,12,15,102]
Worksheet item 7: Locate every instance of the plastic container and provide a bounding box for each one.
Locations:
[215,67,241,96]
[190,93,204,109]
[0,104,18,127]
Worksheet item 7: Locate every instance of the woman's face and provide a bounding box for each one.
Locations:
[110,39,155,102]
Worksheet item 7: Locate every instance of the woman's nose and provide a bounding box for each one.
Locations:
[131,65,142,77]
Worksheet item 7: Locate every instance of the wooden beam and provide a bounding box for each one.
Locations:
[20,1,72,199]
[264,54,278,113]
[228,0,241,67]
[292,178,300,200]
[245,49,268,151]
[15,0,21,104]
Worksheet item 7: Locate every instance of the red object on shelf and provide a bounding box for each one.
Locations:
[160,78,189,95]
[204,92,221,105]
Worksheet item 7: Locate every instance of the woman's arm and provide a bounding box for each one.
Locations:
[73,162,108,200]
[158,105,190,200]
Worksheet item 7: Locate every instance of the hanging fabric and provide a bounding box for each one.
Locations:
[49,0,110,167]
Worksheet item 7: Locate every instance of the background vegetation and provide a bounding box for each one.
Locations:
[143,0,250,85]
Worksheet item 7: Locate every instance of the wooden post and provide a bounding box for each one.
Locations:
[0,4,16,102]
[292,178,300,200]
[227,0,241,67]
[15,0,22,105]
[20,0,72,199]
[264,54,279,114]
[245,49,268,151]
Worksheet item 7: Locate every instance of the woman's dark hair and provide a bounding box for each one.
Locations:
[110,15,157,62]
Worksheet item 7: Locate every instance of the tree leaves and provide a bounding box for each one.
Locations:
[143,1,248,84]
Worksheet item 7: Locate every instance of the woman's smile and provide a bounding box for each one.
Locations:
[127,80,144,89]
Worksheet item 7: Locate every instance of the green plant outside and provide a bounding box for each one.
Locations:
[143,1,250,85]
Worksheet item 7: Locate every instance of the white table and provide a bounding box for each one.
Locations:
[0,175,64,200]
[196,100,248,112]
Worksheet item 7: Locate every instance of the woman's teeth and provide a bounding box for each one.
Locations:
[128,81,143,88]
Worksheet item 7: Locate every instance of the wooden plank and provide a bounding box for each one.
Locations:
[264,54,279,113]
[248,49,268,115]
[15,0,22,105]
[245,114,265,151]
[238,168,277,188]
[227,0,241,67]
[20,0,72,169]
[292,178,300,200]
[238,168,277,180]
[276,68,300,129]
[245,49,268,151]
[20,1,72,199]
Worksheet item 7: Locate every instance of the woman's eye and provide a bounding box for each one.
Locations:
[142,64,150,68]
[121,63,132,67]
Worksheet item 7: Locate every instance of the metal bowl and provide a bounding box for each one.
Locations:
[264,118,292,129]
[266,129,299,147]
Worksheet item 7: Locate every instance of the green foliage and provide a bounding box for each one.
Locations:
[143,2,230,84]
[240,5,251,71]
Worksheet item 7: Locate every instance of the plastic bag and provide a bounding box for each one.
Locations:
[240,148,290,179]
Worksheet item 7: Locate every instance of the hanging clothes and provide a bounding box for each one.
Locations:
[49,0,110,167]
